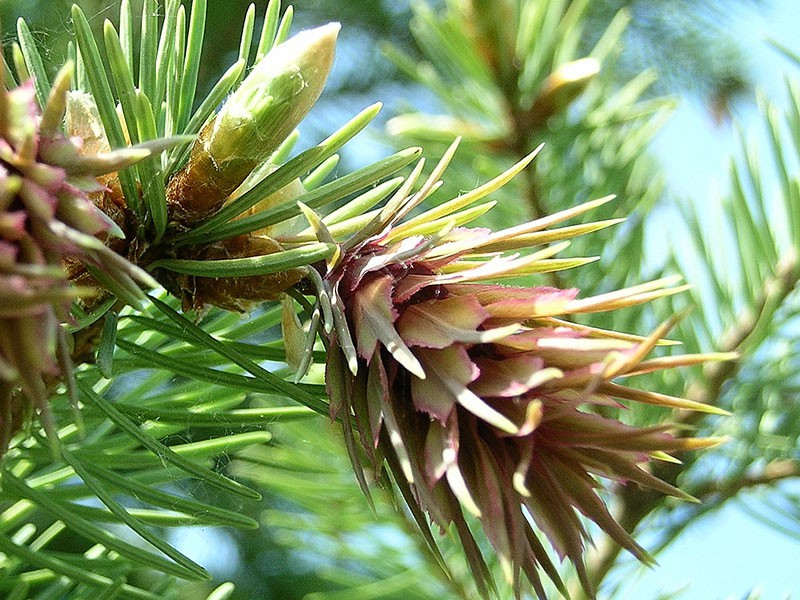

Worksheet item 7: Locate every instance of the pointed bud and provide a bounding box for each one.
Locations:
[527,58,600,127]
[167,23,340,225]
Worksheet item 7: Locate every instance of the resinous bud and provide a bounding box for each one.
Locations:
[180,234,306,312]
[167,23,340,225]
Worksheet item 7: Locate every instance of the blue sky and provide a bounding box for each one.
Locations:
[630,499,799,598]
[629,0,800,597]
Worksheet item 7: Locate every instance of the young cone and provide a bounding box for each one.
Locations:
[0,61,157,455]
[305,141,730,598]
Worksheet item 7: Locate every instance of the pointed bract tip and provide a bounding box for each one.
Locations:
[683,436,730,450]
